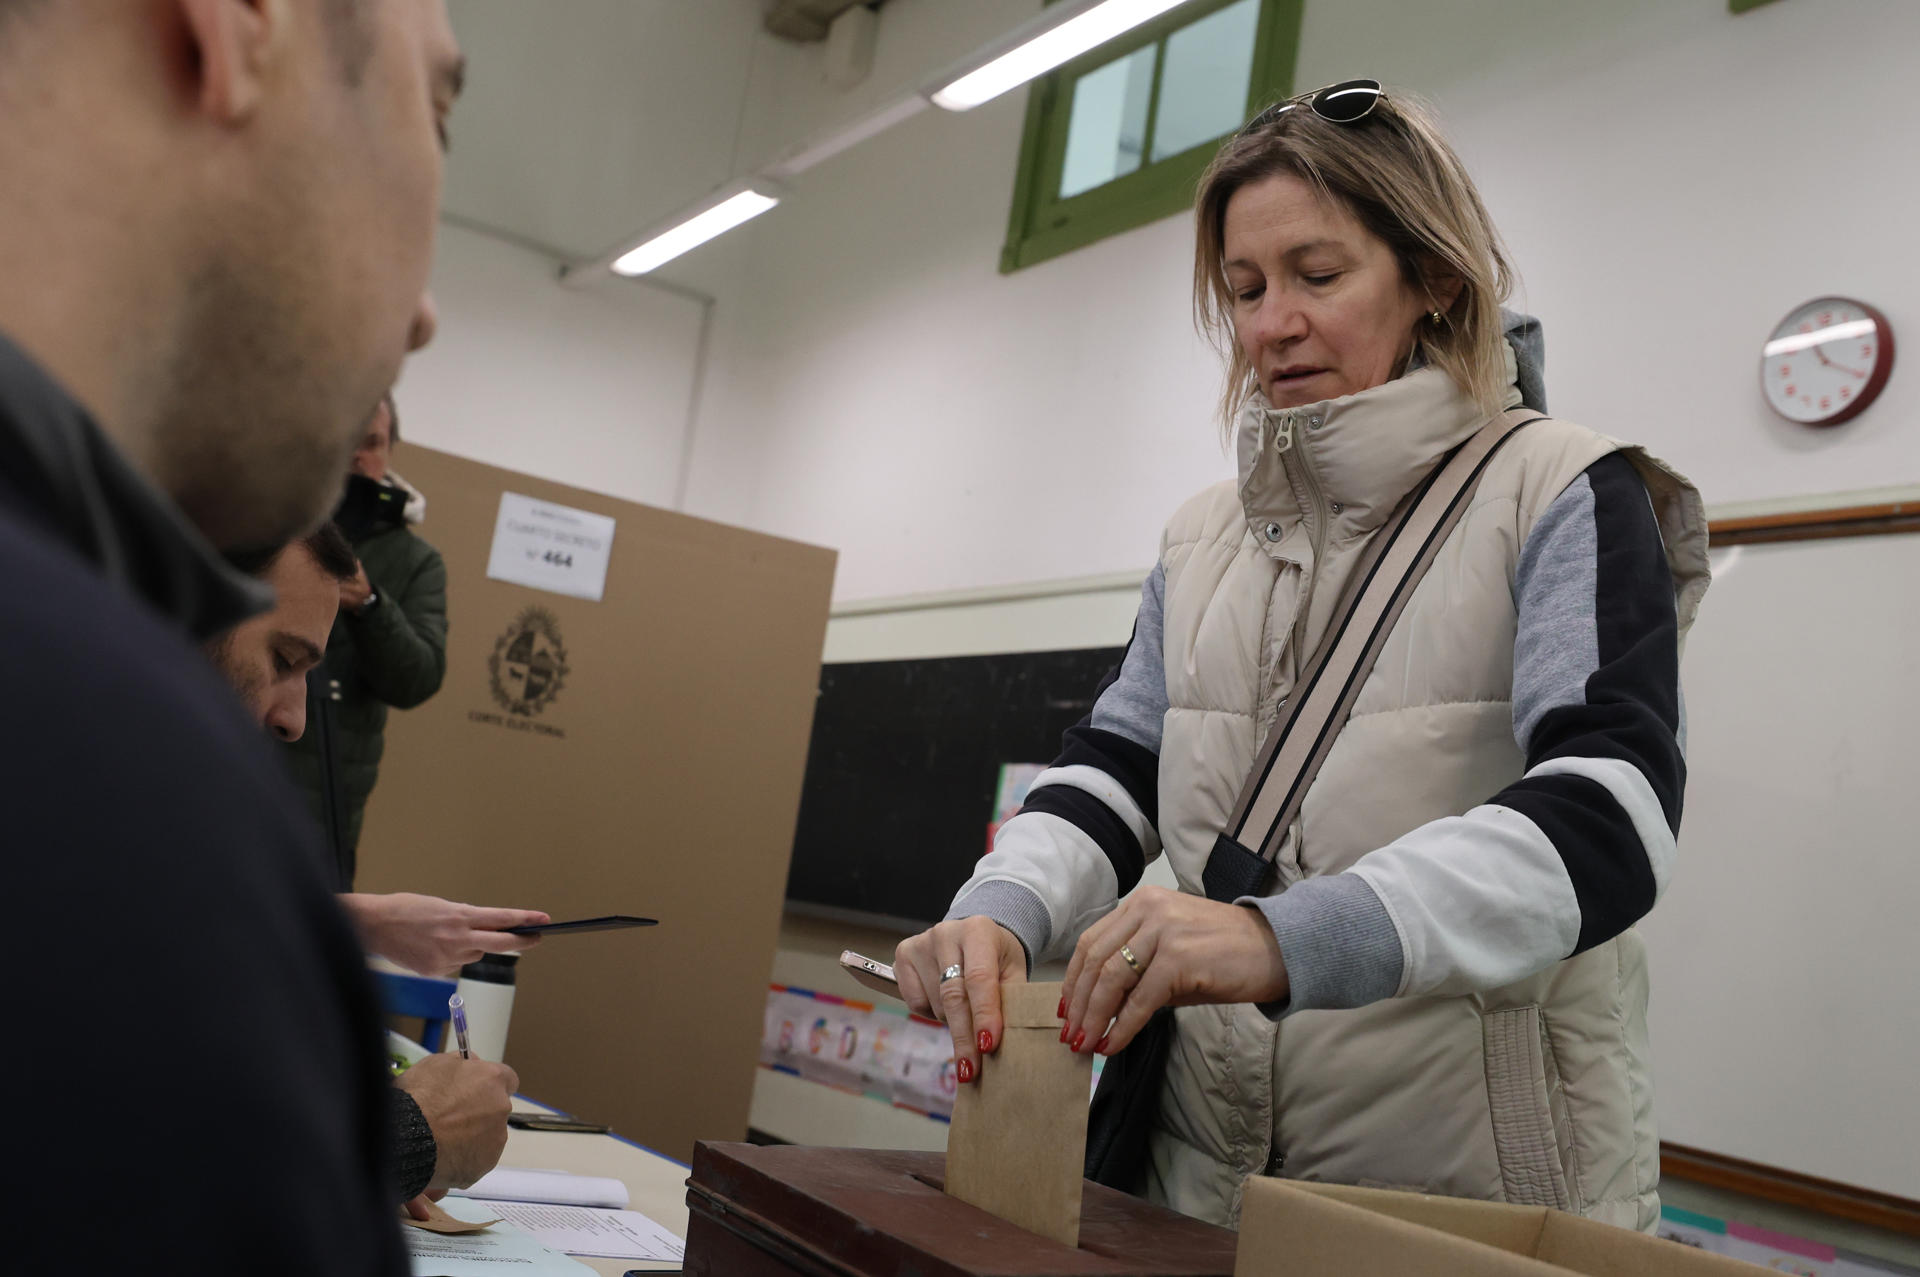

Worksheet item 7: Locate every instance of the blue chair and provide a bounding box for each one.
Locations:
[375,970,458,1052]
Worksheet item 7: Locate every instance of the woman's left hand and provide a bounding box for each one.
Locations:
[1060,886,1289,1056]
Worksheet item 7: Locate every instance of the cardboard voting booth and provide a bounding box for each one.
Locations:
[357,442,836,1165]
[1235,1179,1773,1276]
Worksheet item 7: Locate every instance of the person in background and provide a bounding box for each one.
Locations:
[896,81,1709,1232]
[208,523,532,1210]
[221,519,550,977]
[286,393,449,874]
[0,0,464,1270]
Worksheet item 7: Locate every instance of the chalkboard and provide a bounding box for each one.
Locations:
[785,646,1128,929]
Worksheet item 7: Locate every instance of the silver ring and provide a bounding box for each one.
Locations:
[941,963,964,983]
[1119,944,1143,976]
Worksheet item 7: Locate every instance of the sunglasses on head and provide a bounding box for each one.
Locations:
[1239,78,1383,136]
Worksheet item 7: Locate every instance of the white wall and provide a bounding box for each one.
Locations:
[675,0,1920,602]
[1372,0,1920,514]
[679,0,1225,601]
[411,1,791,526]
[394,223,710,511]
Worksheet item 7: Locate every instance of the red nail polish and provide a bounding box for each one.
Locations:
[1094,1036,1110,1055]
[978,1029,994,1053]
[1057,997,1066,1019]
[1070,1030,1086,1053]
[957,1057,975,1084]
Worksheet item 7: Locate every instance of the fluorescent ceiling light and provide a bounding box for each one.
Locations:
[931,0,1197,111]
[611,186,782,276]
[575,2,1200,282]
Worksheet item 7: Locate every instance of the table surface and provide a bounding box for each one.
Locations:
[496,1095,691,1276]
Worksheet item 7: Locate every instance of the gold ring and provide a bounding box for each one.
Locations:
[1119,944,1143,975]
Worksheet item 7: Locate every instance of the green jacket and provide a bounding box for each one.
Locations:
[284,514,448,862]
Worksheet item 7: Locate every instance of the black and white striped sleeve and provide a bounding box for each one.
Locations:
[943,566,1167,966]
[1497,452,1683,952]
[1243,452,1685,1010]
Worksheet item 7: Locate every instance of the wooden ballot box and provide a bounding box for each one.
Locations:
[684,1143,1239,1276]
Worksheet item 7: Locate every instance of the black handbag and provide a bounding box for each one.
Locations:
[1083,410,1540,1192]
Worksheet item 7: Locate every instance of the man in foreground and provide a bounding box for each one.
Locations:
[0,0,465,1269]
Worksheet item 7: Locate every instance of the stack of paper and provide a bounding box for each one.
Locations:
[403,1195,598,1277]
[451,1166,629,1209]
[486,1201,684,1264]
[428,1166,685,1269]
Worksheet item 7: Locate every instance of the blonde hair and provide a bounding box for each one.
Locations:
[1194,88,1513,432]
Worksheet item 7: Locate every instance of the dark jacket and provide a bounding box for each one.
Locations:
[0,333,406,1273]
[284,475,448,863]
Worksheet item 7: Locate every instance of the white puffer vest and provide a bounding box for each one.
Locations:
[1142,359,1710,1231]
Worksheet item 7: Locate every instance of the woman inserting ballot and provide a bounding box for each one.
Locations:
[894,80,1709,1234]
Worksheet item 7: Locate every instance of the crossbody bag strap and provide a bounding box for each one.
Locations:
[1200,408,1543,903]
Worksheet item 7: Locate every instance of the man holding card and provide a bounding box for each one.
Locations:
[203,518,527,1209]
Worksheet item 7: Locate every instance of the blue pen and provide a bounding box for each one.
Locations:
[449,992,472,1059]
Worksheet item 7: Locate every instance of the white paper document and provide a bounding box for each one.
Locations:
[490,1201,686,1263]
[486,492,617,601]
[452,1166,630,1209]
[403,1194,597,1276]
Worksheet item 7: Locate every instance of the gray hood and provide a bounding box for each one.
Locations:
[1403,307,1547,413]
[1503,308,1546,413]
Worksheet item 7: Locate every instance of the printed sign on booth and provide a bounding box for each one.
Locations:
[485,491,617,602]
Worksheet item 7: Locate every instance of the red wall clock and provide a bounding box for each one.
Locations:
[1760,297,1894,427]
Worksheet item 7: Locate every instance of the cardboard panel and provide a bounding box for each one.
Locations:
[1236,1180,1561,1277]
[1237,1179,1772,1277]
[356,442,835,1163]
[1288,1182,1550,1255]
[1533,1212,1768,1277]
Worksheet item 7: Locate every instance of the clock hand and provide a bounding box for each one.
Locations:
[1810,346,1868,378]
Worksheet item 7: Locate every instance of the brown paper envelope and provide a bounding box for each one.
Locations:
[399,1197,501,1234]
[945,980,1092,1248]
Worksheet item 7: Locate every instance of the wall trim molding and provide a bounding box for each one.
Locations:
[831,570,1147,617]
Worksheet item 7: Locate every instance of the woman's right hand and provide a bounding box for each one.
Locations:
[895,916,1027,1085]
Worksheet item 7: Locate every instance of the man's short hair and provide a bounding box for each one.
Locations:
[223,522,357,581]
[301,521,359,582]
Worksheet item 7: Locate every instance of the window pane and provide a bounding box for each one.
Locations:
[1059,44,1158,200]
[1150,0,1259,162]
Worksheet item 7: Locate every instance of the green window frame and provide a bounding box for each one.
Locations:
[1000,0,1306,274]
